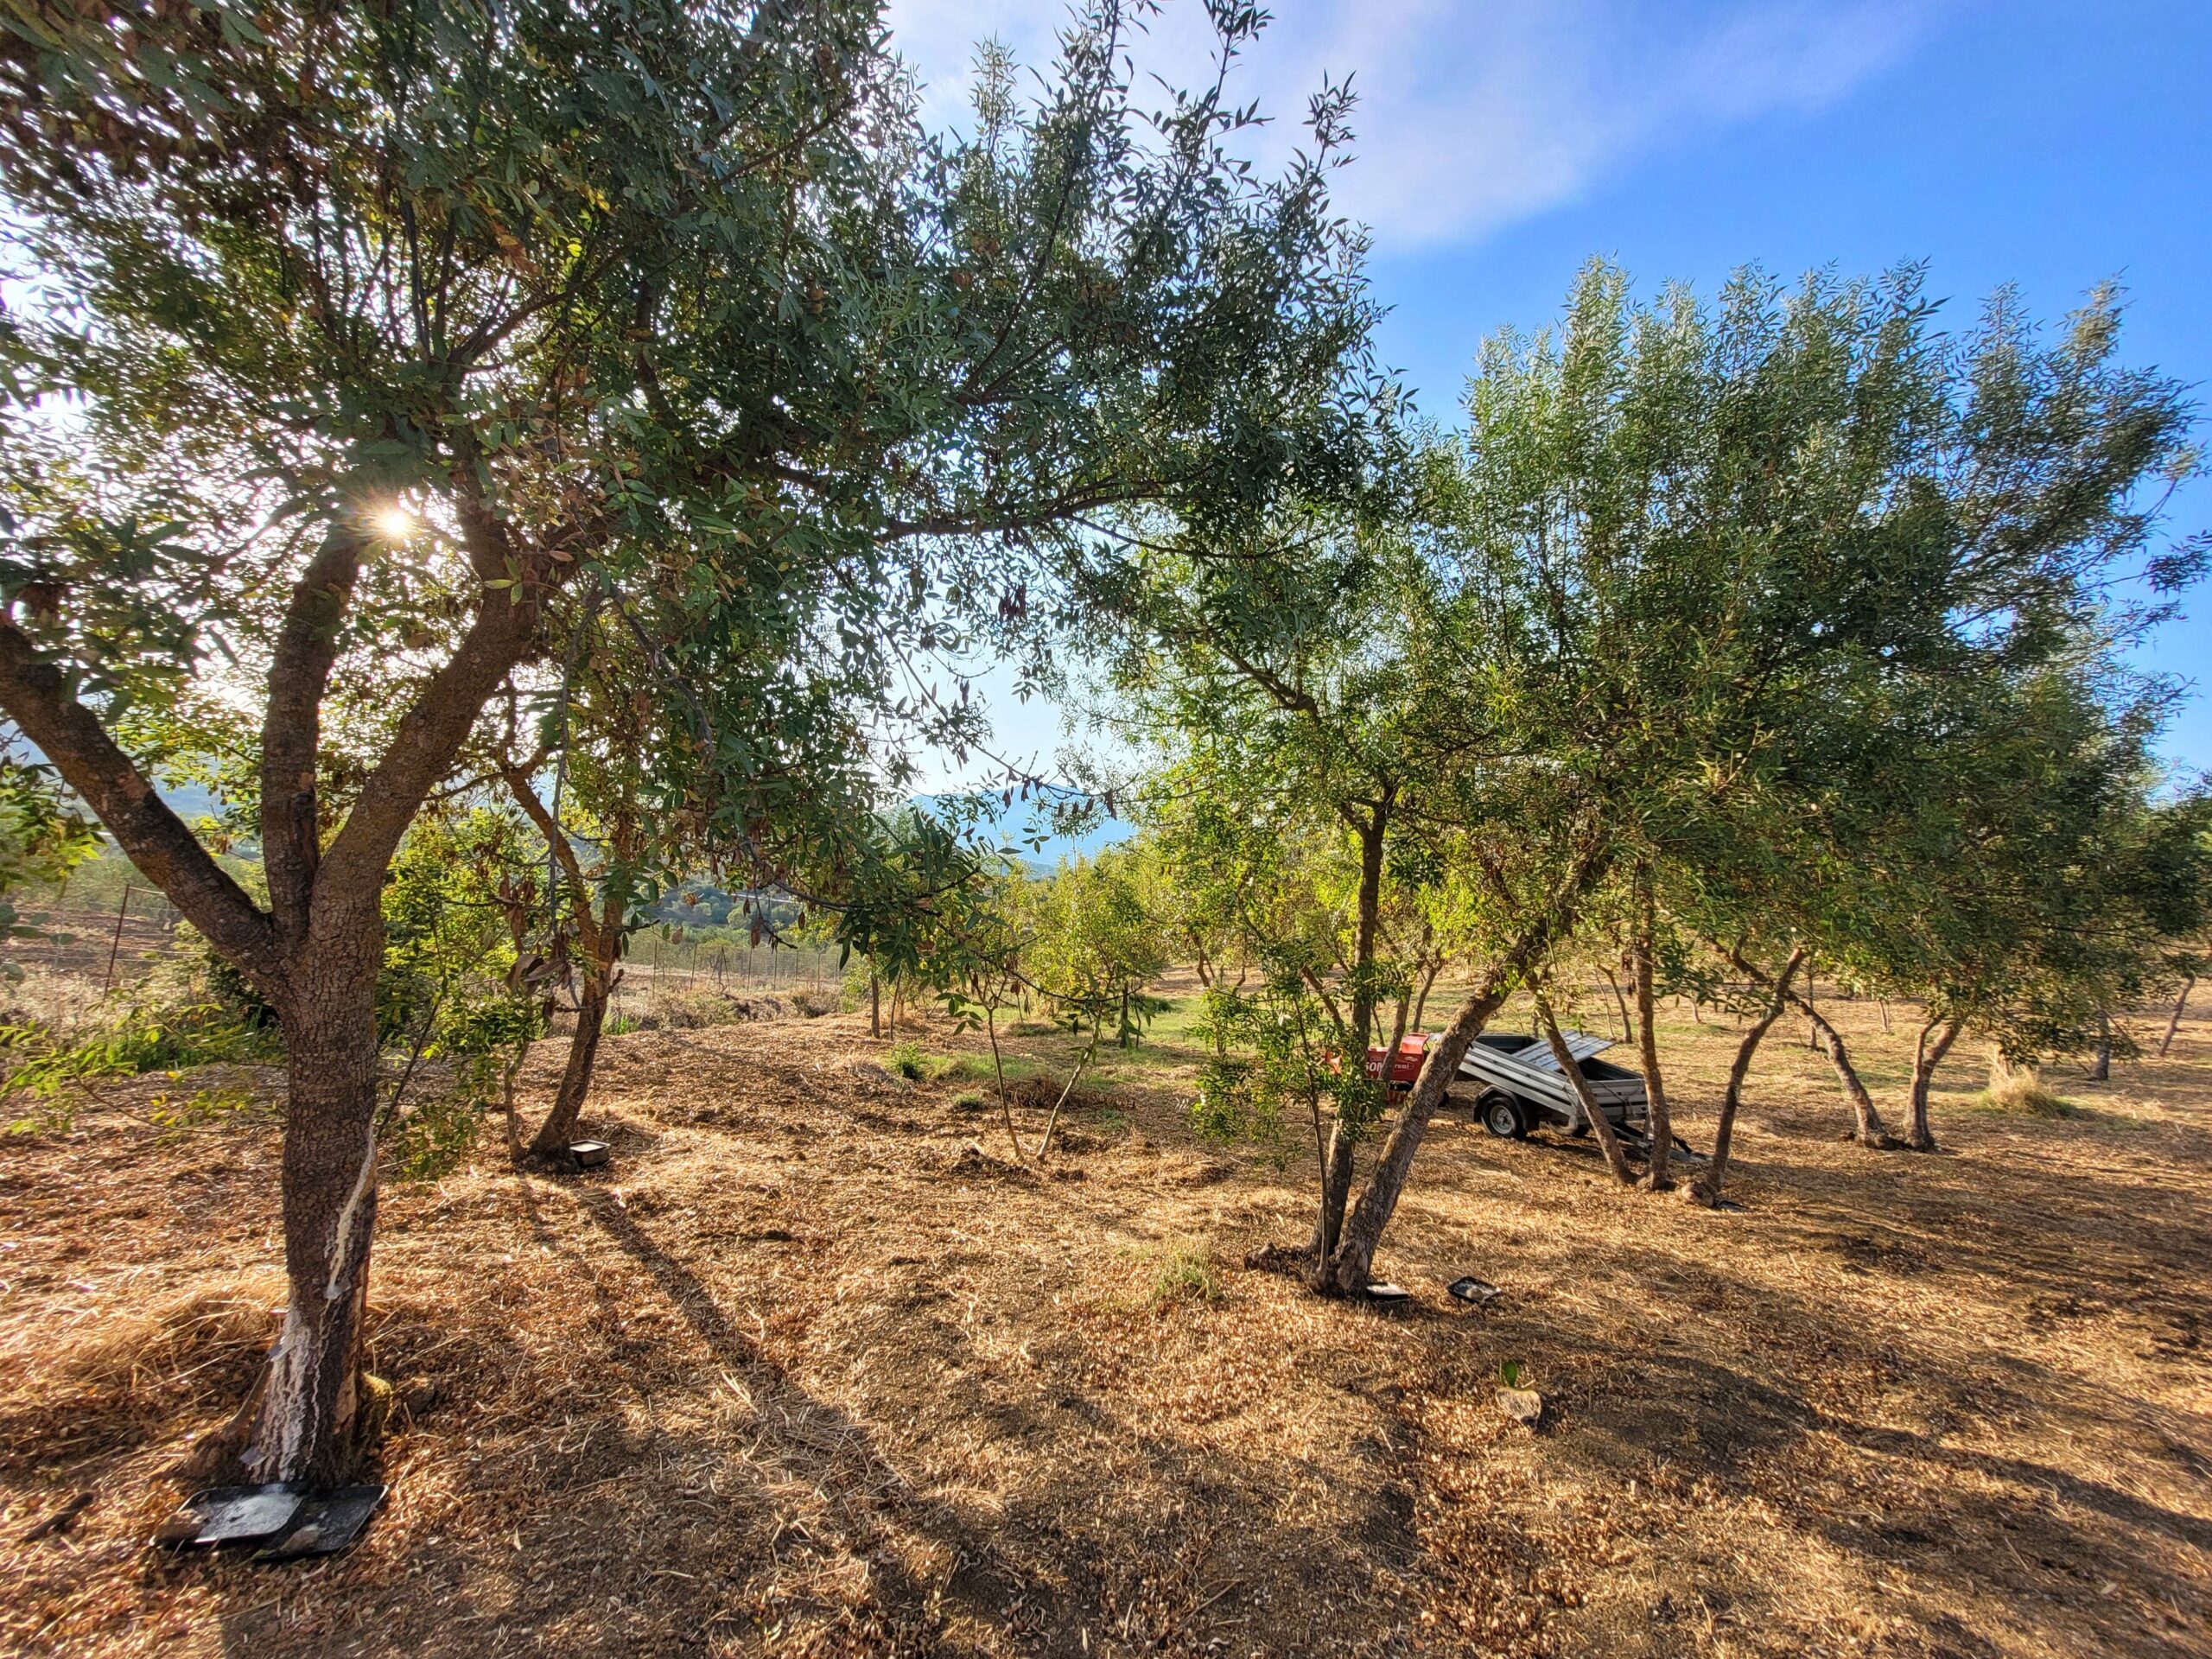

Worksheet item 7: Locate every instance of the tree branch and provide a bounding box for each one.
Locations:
[0,615,283,995]
[261,527,367,946]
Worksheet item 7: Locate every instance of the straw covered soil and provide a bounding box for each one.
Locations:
[2,984,2209,1657]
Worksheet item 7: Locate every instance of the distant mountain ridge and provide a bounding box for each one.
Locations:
[912,793,1134,871]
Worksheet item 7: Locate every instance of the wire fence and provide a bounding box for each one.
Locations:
[15,884,186,992]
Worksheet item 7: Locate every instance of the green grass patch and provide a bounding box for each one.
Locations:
[1975,1072,2078,1119]
[938,1052,1047,1084]
[1136,1237,1221,1313]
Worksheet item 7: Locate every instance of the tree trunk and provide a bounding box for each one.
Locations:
[985,1002,1022,1162]
[2089,1013,2111,1082]
[1410,957,1442,1032]
[2162,975,2194,1058]
[1305,801,1390,1284]
[869,959,881,1039]
[1632,873,1673,1191]
[240,925,385,1484]
[533,972,610,1155]
[1321,842,1603,1295]
[1602,965,1633,1044]
[1727,946,1896,1147]
[1807,1006,1893,1146]
[1538,993,1633,1184]
[1690,948,1802,1206]
[1305,1127,1358,1278]
[1323,966,1522,1294]
[1905,1014,1964,1151]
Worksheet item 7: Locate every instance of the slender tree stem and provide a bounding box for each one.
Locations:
[1537,989,1633,1184]
[2162,975,2194,1058]
[1692,947,1803,1205]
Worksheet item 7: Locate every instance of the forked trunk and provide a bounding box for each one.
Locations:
[2162,975,2193,1058]
[1602,965,1633,1044]
[1410,957,1442,1032]
[1690,948,1802,1206]
[240,928,384,1484]
[1905,1014,1964,1151]
[1321,849,1601,1295]
[1306,801,1389,1287]
[1303,1123,1357,1281]
[1729,946,1895,1147]
[1805,1005,1893,1146]
[1632,874,1673,1190]
[1323,972,1516,1294]
[533,971,611,1154]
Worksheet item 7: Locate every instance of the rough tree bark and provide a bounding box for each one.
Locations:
[1320,838,1606,1295]
[0,504,555,1483]
[1631,871,1674,1191]
[1689,946,1803,1206]
[1536,990,1633,1185]
[243,893,385,1484]
[1905,1014,1965,1151]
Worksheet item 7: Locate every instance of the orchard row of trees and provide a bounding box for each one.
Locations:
[1,0,2206,1488]
[1057,263,2212,1290]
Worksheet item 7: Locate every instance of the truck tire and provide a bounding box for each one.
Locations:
[1482,1095,1529,1140]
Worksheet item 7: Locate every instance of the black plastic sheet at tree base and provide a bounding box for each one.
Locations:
[155,1482,387,1560]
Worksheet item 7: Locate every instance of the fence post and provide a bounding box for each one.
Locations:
[102,881,132,993]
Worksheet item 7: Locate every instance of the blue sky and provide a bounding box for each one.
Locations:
[890,0,2212,787]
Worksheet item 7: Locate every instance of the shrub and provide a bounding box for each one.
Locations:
[2,999,274,1134]
[384,1093,484,1182]
[887,1039,930,1081]
[950,1090,988,1112]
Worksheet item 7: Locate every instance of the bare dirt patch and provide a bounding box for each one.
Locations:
[2,994,2208,1656]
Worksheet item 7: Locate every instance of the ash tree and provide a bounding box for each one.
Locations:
[0,0,1376,1481]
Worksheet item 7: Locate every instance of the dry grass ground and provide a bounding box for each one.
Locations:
[1,981,2208,1657]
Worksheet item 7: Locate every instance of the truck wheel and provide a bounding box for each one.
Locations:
[1483,1096,1529,1140]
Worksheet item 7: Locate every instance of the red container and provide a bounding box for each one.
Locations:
[1363,1033,1430,1090]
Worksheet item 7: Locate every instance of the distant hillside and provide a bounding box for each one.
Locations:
[914,793,1135,872]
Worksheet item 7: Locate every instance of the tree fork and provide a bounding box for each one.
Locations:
[1726,945,1899,1148]
[1321,837,1608,1294]
[1689,946,1803,1206]
[1905,1014,1965,1152]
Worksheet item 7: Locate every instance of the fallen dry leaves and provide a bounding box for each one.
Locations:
[1,983,2208,1657]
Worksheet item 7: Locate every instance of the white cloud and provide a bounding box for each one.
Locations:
[884,0,1938,248]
